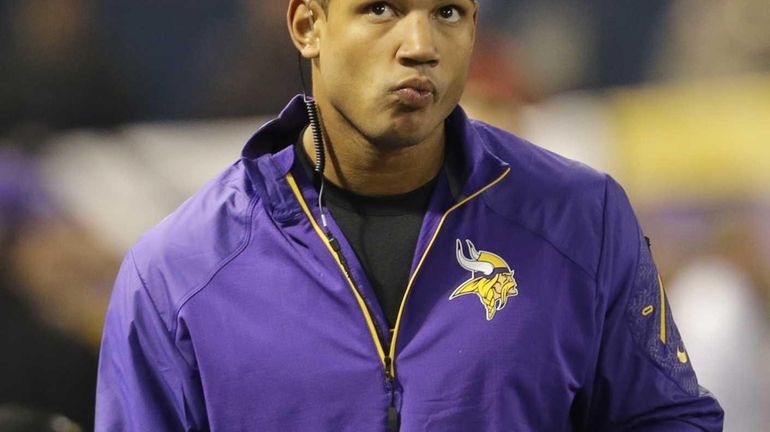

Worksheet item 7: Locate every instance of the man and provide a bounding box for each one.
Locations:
[96,0,724,431]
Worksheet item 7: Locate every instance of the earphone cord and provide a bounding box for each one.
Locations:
[298,46,331,231]
[304,95,353,279]
[318,174,328,229]
[302,94,329,231]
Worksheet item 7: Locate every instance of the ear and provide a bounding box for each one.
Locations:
[287,0,322,59]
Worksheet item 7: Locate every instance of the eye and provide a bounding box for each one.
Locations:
[437,5,463,23]
[366,2,396,20]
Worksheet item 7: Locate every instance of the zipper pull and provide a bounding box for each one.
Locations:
[387,405,400,432]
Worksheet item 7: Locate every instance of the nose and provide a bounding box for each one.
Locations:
[395,13,439,68]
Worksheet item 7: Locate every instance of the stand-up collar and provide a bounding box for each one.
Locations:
[442,106,509,200]
[242,95,308,168]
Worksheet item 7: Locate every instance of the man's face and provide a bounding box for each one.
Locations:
[312,0,478,148]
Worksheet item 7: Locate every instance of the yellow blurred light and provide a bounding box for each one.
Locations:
[608,73,770,203]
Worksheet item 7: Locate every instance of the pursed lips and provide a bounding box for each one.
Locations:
[391,77,437,109]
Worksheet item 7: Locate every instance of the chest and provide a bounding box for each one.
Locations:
[181,206,597,431]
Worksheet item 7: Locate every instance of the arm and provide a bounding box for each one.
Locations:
[95,250,206,431]
[580,178,724,431]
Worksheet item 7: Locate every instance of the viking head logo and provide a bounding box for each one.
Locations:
[450,239,519,321]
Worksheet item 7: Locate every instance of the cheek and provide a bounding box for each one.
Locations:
[439,38,475,90]
[440,68,470,110]
[322,42,378,91]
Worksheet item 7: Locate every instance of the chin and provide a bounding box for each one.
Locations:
[370,123,435,150]
[349,98,447,149]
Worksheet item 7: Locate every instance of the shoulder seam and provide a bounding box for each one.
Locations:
[129,248,164,324]
[129,249,196,371]
[595,175,611,286]
[482,199,596,280]
[475,124,601,279]
[170,194,261,336]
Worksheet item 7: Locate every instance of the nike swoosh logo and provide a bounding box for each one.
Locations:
[677,347,689,364]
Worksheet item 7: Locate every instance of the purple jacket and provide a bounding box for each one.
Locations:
[96,96,724,431]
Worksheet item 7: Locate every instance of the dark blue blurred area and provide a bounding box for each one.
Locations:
[593,0,669,87]
[97,0,301,121]
[0,0,132,139]
[480,0,669,89]
[0,0,671,137]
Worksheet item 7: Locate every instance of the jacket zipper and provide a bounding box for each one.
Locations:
[384,356,399,431]
[329,224,399,430]
[286,169,510,428]
[387,167,511,376]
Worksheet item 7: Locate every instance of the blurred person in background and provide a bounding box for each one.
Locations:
[0,149,102,431]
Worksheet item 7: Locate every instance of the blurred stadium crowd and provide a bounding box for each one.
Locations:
[1,0,769,430]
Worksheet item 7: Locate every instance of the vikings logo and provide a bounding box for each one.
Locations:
[450,239,518,321]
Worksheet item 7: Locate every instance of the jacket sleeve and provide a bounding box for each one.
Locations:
[582,177,724,431]
[96,250,205,431]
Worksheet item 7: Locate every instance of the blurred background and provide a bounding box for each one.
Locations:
[1,0,768,430]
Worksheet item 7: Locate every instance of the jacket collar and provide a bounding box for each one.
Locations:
[242,95,509,214]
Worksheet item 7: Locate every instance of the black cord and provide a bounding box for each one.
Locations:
[297,52,330,229]
[304,98,326,175]
[296,44,381,353]
[297,53,325,176]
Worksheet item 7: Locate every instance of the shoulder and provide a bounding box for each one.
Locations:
[472,120,608,201]
[126,159,261,328]
[472,120,629,277]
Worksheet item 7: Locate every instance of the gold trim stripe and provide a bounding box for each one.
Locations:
[658,274,667,344]
[388,168,512,376]
[287,167,511,379]
[286,173,388,366]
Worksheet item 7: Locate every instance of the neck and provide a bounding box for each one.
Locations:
[302,109,445,196]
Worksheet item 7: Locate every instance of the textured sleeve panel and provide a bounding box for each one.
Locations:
[625,236,699,397]
[581,176,724,432]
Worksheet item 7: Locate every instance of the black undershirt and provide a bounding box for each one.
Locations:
[294,137,437,329]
